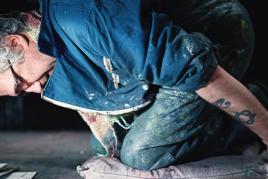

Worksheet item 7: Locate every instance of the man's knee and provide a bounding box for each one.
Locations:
[120,137,154,170]
[120,134,179,170]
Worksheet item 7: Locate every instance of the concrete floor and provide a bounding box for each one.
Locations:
[0,131,93,179]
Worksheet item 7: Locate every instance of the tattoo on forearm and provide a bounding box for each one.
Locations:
[213,99,256,125]
[213,98,231,109]
[234,110,256,125]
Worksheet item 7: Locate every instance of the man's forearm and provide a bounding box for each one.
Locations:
[196,65,268,144]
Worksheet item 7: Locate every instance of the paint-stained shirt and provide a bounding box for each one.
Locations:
[39,0,218,114]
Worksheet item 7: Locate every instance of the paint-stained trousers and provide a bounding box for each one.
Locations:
[90,0,260,170]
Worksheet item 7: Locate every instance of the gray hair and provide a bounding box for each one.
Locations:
[0,13,27,73]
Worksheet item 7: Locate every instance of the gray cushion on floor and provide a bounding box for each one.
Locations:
[77,154,268,179]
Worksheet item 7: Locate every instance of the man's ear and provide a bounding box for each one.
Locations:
[3,34,30,49]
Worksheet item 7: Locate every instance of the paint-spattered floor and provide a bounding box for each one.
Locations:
[0,131,93,179]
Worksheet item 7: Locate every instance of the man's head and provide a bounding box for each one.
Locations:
[0,11,55,96]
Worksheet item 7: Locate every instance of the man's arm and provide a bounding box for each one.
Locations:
[196,65,268,145]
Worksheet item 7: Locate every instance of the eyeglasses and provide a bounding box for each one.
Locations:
[8,60,30,96]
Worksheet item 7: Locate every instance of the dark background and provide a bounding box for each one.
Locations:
[0,0,267,130]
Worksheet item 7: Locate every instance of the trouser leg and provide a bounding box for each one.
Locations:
[176,0,255,80]
[120,88,227,170]
[207,1,255,81]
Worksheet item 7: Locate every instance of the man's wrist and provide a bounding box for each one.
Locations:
[257,111,268,139]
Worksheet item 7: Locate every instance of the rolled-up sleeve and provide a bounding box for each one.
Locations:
[140,12,218,91]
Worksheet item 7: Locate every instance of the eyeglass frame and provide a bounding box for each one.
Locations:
[7,59,30,96]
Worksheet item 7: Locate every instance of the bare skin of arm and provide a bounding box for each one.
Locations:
[196,65,268,146]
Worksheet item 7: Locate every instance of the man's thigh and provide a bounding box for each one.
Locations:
[175,0,255,80]
[120,88,223,170]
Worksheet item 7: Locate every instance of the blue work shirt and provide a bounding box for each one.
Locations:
[39,0,218,114]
